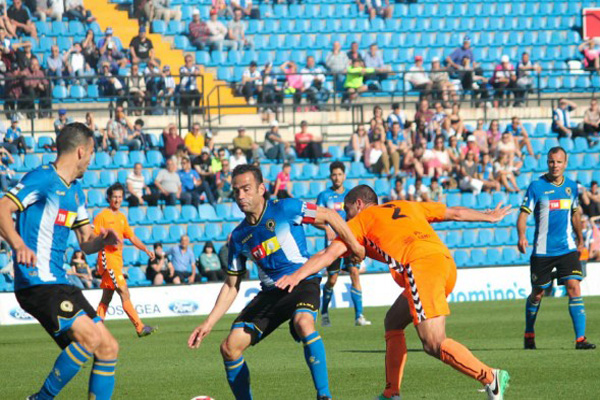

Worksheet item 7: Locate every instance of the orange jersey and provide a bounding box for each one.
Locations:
[94,208,134,271]
[341,201,451,266]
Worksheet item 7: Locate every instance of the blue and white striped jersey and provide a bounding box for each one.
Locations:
[5,165,90,291]
[521,175,579,257]
[227,198,318,290]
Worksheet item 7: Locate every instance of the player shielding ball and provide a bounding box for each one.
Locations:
[187,164,364,400]
[94,182,157,337]
[316,161,371,327]
[0,123,120,400]
[518,146,595,350]
[277,185,512,400]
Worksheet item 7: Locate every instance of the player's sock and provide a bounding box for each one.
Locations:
[88,358,117,400]
[224,356,252,400]
[122,299,143,333]
[350,287,363,320]
[322,285,334,314]
[302,331,331,398]
[383,330,407,398]
[568,296,586,340]
[97,302,108,319]
[439,338,494,385]
[37,342,92,399]
[525,296,541,335]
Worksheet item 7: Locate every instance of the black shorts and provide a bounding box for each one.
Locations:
[326,257,359,276]
[232,278,321,345]
[15,284,99,349]
[530,251,583,288]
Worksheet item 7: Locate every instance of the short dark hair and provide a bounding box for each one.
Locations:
[135,118,144,127]
[154,242,163,249]
[392,102,400,110]
[107,182,125,198]
[203,241,214,252]
[345,185,378,206]
[232,163,263,184]
[329,161,345,173]
[591,180,598,187]
[56,122,94,156]
[548,146,567,158]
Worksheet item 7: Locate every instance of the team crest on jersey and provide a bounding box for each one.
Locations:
[55,209,77,227]
[60,301,73,313]
[565,187,572,196]
[266,219,276,232]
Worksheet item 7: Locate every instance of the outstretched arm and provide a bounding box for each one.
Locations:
[276,241,351,292]
[314,207,365,259]
[444,203,512,223]
[0,197,36,266]
[130,235,155,261]
[74,224,122,255]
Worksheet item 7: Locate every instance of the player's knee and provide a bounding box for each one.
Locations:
[327,274,337,287]
[81,327,103,352]
[530,290,544,303]
[421,336,443,358]
[220,338,242,361]
[99,334,119,359]
[293,314,315,338]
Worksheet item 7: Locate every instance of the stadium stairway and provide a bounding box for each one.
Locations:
[83,0,253,115]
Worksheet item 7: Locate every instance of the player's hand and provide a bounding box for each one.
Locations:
[15,244,36,267]
[188,321,212,349]
[146,250,155,261]
[518,236,528,254]
[577,242,586,255]
[100,228,122,247]
[484,203,513,223]
[275,273,301,293]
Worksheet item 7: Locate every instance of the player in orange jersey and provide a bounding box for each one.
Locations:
[277,185,513,400]
[94,183,157,337]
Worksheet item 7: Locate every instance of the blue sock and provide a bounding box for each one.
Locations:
[350,287,363,320]
[302,331,331,398]
[322,285,334,314]
[524,297,541,334]
[569,296,586,341]
[224,356,252,400]
[37,342,92,399]
[89,358,117,400]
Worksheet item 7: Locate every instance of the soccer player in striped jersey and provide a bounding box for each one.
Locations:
[187,164,364,400]
[0,123,120,400]
[518,146,595,350]
[316,161,371,327]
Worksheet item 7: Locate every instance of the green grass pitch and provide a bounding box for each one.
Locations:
[1,296,599,399]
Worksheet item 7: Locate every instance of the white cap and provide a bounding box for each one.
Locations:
[192,9,200,15]
[432,56,440,62]
[501,55,509,63]
[467,135,476,142]
[270,120,279,127]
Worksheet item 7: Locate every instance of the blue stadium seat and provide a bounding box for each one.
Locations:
[374,178,390,197]
[446,193,461,208]
[99,170,116,187]
[52,85,67,99]
[221,222,236,239]
[112,151,129,168]
[127,267,150,287]
[152,19,166,34]
[188,225,204,242]
[151,226,168,243]
[308,181,325,199]
[445,231,462,248]
[203,224,222,241]
[161,206,180,224]
[486,248,502,266]
[168,225,186,243]
[117,170,129,184]
[461,230,477,247]
[348,162,367,178]
[327,146,343,160]
[129,208,146,226]
[146,150,164,168]
[198,204,219,221]
[145,207,164,224]
[87,190,105,207]
[478,229,494,247]
[453,250,469,267]
[91,152,111,170]
[293,182,308,198]
[129,151,146,167]
[461,193,476,208]
[123,247,139,266]
[469,249,486,267]
[82,171,99,188]
[501,248,519,265]
[214,203,232,221]
[492,228,510,246]
[69,85,85,99]
[180,205,199,223]
[23,154,41,171]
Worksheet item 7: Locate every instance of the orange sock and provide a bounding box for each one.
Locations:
[439,338,494,385]
[383,330,408,398]
[122,300,143,333]
[97,302,108,319]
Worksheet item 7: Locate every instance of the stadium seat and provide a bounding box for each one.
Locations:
[87,190,105,207]
[453,250,469,267]
[146,150,164,167]
[127,267,150,287]
[478,229,494,247]
[91,152,111,170]
[123,247,139,266]
[215,203,232,221]
[461,230,477,247]
[492,227,510,245]
[293,182,309,198]
[151,226,168,243]
[308,181,326,198]
[198,204,219,221]
[161,206,180,224]
[180,205,199,223]
[221,222,236,240]
[145,207,164,224]
[82,171,99,188]
[134,226,150,242]
[188,225,204,242]
[445,230,462,248]
[99,170,116,187]
[168,225,186,243]
[129,151,146,167]
[203,224,222,241]
[112,151,129,168]
[501,248,519,265]
[469,249,486,267]
[486,248,502,266]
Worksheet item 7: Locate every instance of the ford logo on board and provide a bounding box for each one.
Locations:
[10,307,33,320]
[169,300,199,314]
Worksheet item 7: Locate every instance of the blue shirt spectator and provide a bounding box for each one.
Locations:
[552,99,578,137]
[447,37,474,70]
[167,235,198,284]
[178,167,201,192]
[6,124,22,142]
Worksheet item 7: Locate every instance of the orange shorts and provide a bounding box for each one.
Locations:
[390,253,457,325]
[98,253,126,290]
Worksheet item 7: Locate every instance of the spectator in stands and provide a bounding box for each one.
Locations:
[230,0,259,19]
[98,60,125,102]
[370,105,386,130]
[5,116,27,154]
[184,122,205,161]
[407,177,430,201]
[362,43,389,88]
[98,27,124,55]
[199,241,225,282]
[461,135,481,162]
[406,55,432,100]
[580,181,600,218]
[213,0,233,19]
[429,177,444,202]
[0,7,16,37]
[188,9,210,50]
[206,8,236,51]
[64,43,93,85]
[155,156,183,205]
[46,45,65,84]
[301,55,329,110]
[0,153,16,192]
[21,57,50,119]
[583,98,600,140]
[504,116,534,157]
[229,146,248,170]
[106,105,142,151]
[472,119,488,154]
[446,36,474,76]
[478,152,501,193]
[387,102,406,130]
[82,29,100,70]
[4,66,24,119]
[126,63,147,115]
[491,55,517,108]
[448,103,467,139]
[356,0,392,20]
[241,61,262,105]
[129,25,155,64]
[347,42,364,63]
[31,0,61,22]
[69,250,93,289]
[264,120,294,163]
[14,40,33,71]
[227,9,253,50]
[7,0,37,38]
[402,144,425,177]
[579,38,600,74]
[386,121,408,176]
[458,56,489,106]
[127,162,159,206]
[193,149,217,193]
[53,108,74,136]
[344,58,373,103]
[99,43,129,74]
[413,98,434,137]
[515,52,540,107]
[369,133,390,176]
[216,158,233,201]
[233,126,258,161]
[494,151,519,192]
[389,177,406,201]
[431,101,450,136]
[345,125,370,163]
[486,119,501,153]
[146,243,172,285]
[210,147,227,172]
[179,54,202,114]
[495,130,521,164]
[161,64,176,111]
[273,162,292,199]
[148,0,181,24]
[295,120,324,164]
[161,123,183,157]
[281,60,304,110]
[552,98,579,137]
[64,0,94,22]
[446,135,460,170]
[326,41,350,91]
[423,134,452,178]
[179,155,216,206]
[430,57,457,106]
[260,62,283,115]
[459,150,486,194]
[167,235,198,284]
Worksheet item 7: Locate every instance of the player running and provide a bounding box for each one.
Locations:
[518,146,596,350]
[187,164,364,400]
[277,185,512,400]
[95,182,157,337]
[0,123,120,400]
[316,161,371,327]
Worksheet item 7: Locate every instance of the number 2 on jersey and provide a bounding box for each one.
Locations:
[383,204,407,220]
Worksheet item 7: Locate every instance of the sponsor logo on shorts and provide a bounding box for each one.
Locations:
[55,209,78,228]
[60,301,74,313]
[169,300,199,314]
